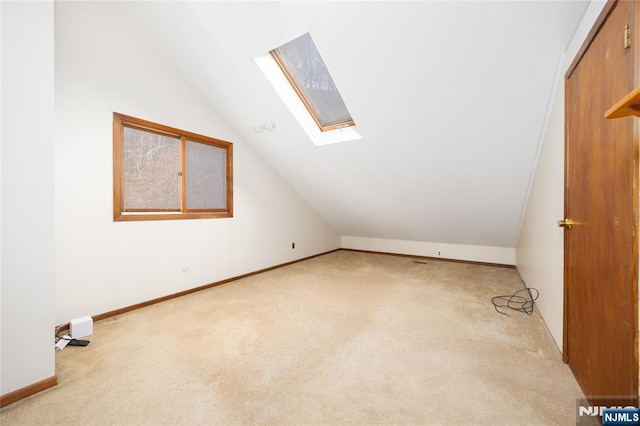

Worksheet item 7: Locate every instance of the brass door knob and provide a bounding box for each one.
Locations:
[558,218,575,229]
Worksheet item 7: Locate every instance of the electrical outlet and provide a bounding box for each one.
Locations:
[291,242,295,249]
[437,250,442,256]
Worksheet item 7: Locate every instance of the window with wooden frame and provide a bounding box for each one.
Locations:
[270,33,355,132]
[113,113,233,221]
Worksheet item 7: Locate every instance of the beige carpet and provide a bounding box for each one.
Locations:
[1,250,585,425]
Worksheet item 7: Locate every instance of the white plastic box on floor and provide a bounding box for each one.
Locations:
[69,316,93,339]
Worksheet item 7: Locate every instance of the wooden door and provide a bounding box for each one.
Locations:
[564,0,638,407]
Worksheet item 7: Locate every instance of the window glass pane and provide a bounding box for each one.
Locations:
[123,127,180,210]
[185,141,226,209]
[276,33,353,128]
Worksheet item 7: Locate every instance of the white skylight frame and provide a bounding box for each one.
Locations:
[255,36,362,146]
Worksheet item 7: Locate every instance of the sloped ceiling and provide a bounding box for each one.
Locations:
[120,1,588,248]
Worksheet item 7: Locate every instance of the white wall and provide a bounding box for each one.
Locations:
[54,2,338,324]
[1,1,56,395]
[516,1,606,349]
[342,236,515,265]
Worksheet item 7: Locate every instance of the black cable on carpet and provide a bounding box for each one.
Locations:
[491,287,539,316]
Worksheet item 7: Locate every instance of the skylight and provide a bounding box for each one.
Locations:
[255,33,361,146]
[270,33,355,132]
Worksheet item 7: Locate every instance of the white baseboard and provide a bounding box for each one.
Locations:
[341,236,515,266]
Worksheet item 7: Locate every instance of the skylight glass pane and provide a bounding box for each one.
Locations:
[273,33,354,130]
